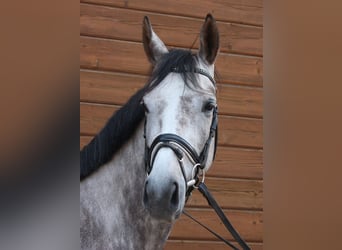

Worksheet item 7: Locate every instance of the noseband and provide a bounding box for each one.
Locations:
[143,67,218,197]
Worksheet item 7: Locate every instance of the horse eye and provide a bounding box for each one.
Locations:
[203,101,216,112]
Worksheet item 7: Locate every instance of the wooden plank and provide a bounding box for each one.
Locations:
[80,70,147,105]
[216,53,263,87]
[80,37,263,87]
[186,178,263,210]
[169,208,262,242]
[217,84,263,118]
[80,36,148,74]
[80,70,263,117]
[211,146,263,179]
[80,4,263,56]
[81,0,263,26]
[165,240,263,250]
[80,103,262,148]
[219,115,262,148]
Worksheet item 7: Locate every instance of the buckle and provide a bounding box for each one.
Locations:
[187,163,205,188]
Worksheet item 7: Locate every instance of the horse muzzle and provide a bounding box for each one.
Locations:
[143,148,185,222]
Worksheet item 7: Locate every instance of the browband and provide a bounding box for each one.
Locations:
[170,67,216,87]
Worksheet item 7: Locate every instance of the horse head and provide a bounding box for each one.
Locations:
[141,14,220,223]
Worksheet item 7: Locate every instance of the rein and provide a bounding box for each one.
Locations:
[188,183,251,250]
[143,67,250,249]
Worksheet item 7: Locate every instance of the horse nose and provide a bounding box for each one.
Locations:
[143,179,181,221]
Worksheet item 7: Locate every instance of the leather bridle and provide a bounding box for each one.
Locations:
[142,67,250,250]
[144,106,217,197]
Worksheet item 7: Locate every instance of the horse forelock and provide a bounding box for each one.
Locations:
[147,49,201,92]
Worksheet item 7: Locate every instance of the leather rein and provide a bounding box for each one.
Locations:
[143,67,250,250]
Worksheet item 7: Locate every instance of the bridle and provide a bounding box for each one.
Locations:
[143,67,218,196]
[143,67,250,250]
[144,108,217,197]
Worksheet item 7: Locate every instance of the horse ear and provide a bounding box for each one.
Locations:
[198,14,220,65]
[142,16,168,65]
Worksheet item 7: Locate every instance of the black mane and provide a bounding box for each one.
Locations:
[80,49,200,180]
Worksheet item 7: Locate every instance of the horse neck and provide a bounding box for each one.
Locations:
[80,121,172,250]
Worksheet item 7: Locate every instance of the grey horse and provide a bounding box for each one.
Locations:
[80,14,219,250]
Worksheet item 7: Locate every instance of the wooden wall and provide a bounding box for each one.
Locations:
[80,0,263,249]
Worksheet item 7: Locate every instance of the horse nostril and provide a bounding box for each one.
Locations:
[170,182,179,209]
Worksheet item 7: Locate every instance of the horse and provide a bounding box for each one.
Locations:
[80,14,220,250]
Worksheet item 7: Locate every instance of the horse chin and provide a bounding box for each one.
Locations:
[147,206,183,224]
